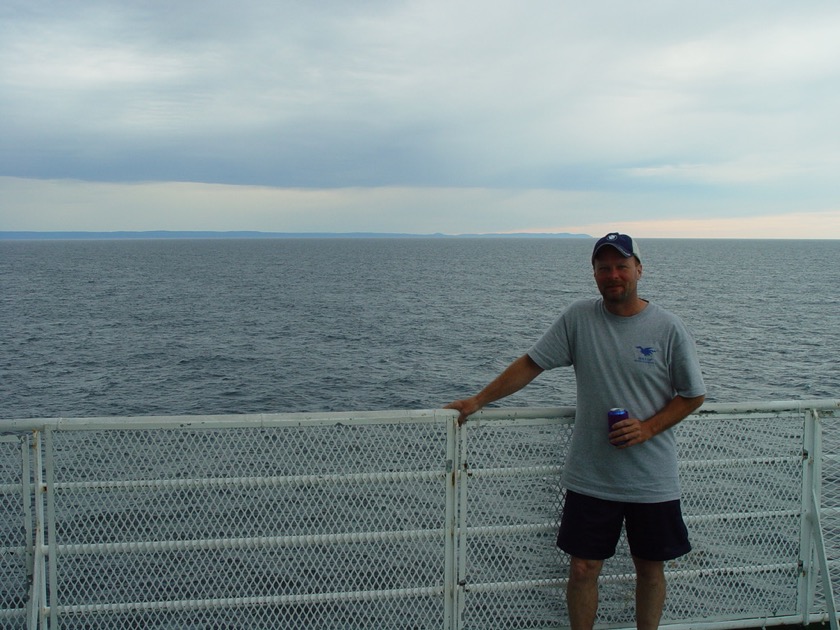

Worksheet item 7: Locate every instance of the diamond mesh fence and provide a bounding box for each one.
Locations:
[457,417,570,630]
[816,410,840,619]
[1,434,31,629]
[1,402,838,630]
[40,413,453,629]
[456,406,838,629]
[671,411,809,624]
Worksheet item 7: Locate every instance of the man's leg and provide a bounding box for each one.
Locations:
[567,556,604,630]
[632,556,666,630]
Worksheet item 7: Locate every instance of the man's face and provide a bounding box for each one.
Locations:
[593,247,642,305]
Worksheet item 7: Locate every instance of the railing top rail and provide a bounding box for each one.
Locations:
[0,408,449,432]
[1,400,837,432]
[696,399,840,414]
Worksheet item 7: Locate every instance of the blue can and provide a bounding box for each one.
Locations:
[608,407,629,432]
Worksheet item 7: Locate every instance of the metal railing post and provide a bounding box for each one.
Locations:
[455,416,469,630]
[28,431,46,630]
[799,409,817,622]
[443,411,459,630]
[43,427,58,630]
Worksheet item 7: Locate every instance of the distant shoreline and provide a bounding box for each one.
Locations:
[0,230,592,241]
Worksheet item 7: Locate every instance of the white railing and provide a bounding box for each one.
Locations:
[1,400,838,630]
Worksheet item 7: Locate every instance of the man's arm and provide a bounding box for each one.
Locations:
[445,354,544,425]
[610,394,705,448]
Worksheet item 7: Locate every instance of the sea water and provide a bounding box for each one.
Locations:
[1,237,838,420]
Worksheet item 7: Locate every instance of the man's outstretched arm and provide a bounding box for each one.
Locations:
[445,354,544,424]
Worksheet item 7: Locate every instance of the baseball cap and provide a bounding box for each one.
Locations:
[591,232,641,263]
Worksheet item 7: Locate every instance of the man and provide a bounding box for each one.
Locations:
[445,232,706,630]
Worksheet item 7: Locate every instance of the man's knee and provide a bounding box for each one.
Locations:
[569,557,604,583]
[632,556,665,582]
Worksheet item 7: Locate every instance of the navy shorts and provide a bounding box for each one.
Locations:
[557,490,691,561]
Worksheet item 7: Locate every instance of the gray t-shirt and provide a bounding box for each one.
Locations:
[528,297,706,502]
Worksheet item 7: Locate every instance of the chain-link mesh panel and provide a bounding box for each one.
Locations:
[672,412,806,624]
[458,409,839,629]
[459,419,571,629]
[815,410,840,618]
[1,434,31,628]
[45,418,451,629]
[458,415,694,629]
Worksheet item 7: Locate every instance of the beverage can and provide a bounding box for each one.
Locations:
[608,407,629,431]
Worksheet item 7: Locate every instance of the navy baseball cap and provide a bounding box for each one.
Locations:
[591,232,641,263]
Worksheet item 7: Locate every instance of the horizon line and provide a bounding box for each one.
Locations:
[2,230,838,241]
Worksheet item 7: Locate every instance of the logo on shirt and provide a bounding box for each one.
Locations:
[635,346,657,364]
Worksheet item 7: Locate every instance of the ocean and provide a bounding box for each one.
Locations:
[1,237,838,420]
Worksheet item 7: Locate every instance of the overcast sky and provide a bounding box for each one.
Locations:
[2,1,839,237]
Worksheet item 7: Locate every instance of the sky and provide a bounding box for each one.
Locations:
[2,1,840,238]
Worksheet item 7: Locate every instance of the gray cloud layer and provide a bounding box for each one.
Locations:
[2,1,839,234]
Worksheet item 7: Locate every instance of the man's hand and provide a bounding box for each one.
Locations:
[608,417,645,448]
[609,394,705,448]
[444,397,482,425]
[443,354,544,426]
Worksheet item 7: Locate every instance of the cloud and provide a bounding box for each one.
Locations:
[623,153,836,186]
[1,1,839,236]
